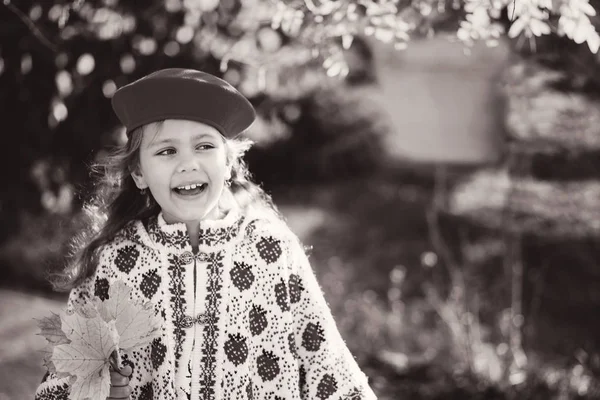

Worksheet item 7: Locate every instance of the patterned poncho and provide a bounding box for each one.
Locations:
[35,207,377,400]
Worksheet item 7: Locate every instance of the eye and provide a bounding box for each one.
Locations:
[156,148,176,156]
[196,144,215,151]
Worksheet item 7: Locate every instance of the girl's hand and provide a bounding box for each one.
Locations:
[107,364,133,400]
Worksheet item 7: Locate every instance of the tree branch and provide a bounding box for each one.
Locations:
[3,2,58,52]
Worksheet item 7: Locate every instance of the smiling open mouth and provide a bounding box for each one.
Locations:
[173,183,207,196]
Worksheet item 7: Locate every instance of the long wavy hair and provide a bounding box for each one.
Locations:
[51,122,282,292]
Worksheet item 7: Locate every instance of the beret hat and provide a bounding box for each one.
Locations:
[111,68,256,138]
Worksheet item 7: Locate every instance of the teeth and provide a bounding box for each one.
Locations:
[177,183,203,190]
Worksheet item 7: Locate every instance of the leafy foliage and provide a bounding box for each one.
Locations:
[0,0,598,234]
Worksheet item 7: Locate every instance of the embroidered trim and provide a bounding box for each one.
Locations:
[148,218,189,250]
[199,251,225,400]
[168,254,187,368]
[197,218,244,246]
[145,212,246,250]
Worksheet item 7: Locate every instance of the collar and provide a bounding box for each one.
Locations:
[144,207,245,253]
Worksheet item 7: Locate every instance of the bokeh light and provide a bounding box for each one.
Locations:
[164,41,181,57]
[176,26,195,44]
[21,54,32,74]
[420,251,438,268]
[52,101,68,122]
[47,4,62,22]
[165,0,183,13]
[76,53,95,75]
[55,71,73,97]
[55,53,69,69]
[102,80,117,98]
[29,4,42,21]
[119,54,136,74]
[137,37,158,55]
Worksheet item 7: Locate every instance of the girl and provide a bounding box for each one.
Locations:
[35,68,377,400]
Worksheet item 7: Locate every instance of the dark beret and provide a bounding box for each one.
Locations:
[111,68,256,138]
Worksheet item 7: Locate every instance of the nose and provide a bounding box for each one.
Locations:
[176,150,200,173]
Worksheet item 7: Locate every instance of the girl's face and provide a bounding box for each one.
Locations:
[131,119,231,224]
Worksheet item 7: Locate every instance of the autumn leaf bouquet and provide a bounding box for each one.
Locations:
[37,280,161,400]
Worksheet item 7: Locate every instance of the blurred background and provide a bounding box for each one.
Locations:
[1,0,600,399]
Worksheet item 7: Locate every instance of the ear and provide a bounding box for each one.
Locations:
[130,167,148,189]
[224,167,232,181]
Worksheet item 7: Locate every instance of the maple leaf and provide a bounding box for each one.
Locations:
[40,344,59,374]
[40,344,71,379]
[74,298,101,319]
[53,311,116,400]
[41,345,55,371]
[40,279,161,398]
[96,281,161,355]
[37,312,72,377]
[37,312,70,345]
